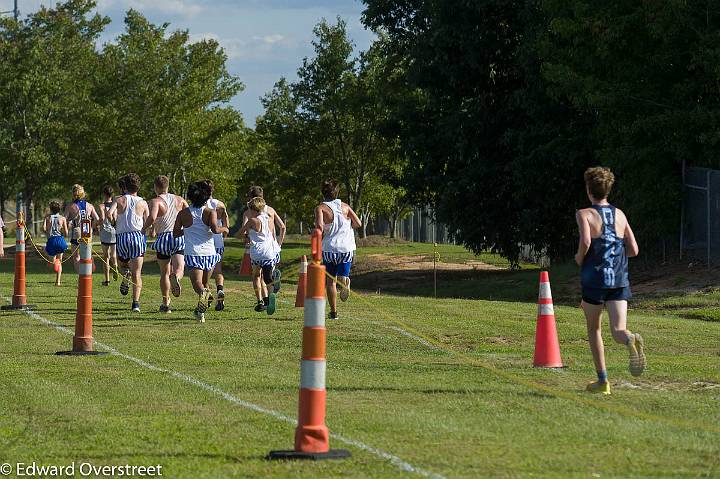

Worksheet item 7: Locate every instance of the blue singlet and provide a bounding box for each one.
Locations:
[580,205,629,289]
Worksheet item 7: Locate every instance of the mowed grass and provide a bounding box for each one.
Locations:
[0,241,719,478]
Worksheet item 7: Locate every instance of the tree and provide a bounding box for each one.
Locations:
[539,0,720,244]
[254,18,407,238]
[362,1,600,264]
[96,9,244,198]
[0,0,109,219]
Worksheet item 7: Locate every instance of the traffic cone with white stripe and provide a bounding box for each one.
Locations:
[533,271,563,368]
[2,209,35,311]
[239,248,252,277]
[57,224,106,356]
[295,256,307,308]
[268,229,350,460]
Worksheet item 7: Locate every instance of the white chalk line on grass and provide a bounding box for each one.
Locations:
[259,292,443,354]
[3,299,445,479]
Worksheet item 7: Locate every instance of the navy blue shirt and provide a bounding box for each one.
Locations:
[580,205,629,289]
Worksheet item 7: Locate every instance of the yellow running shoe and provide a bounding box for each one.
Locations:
[586,381,611,395]
[628,333,646,377]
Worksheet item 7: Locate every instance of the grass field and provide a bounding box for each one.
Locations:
[0,238,718,478]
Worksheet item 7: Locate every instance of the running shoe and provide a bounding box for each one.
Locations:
[628,333,646,377]
[585,381,611,395]
[197,289,211,313]
[131,301,141,313]
[120,269,131,296]
[339,276,351,302]
[194,308,205,323]
[215,290,225,311]
[272,268,282,293]
[266,292,276,315]
[159,304,171,314]
[254,300,266,312]
[329,311,339,320]
[170,273,181,297]
[102,281,110,287]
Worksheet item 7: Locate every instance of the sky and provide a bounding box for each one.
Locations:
[3,0,376,126]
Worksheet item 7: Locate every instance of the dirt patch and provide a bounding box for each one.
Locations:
[629,263,720,295]
[352,253,505,295]
[613,380,720,391]
[357,253,503,273]
[356,236,410,248]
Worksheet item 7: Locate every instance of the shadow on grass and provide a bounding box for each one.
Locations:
[351,263,580,305]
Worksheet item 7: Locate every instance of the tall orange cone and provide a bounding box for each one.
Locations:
[533,271,563,368]
[239,248,252,277]
[268,230,350,461]
[57,217,106,356]
[295,255,307,307]
[2,206,35,311]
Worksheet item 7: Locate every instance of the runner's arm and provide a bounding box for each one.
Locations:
[90,204,100,223]
[143,199,159,234]
[173,212,185,237]
[314,206,324,231]
[98,203,106,223]
[575,210,591,266]
[238,218,255,238]
[219,202,230,238]
[207,209,229,235]
[346,205,362,229]
[624,222,639,257]
[107,198,120,223]
[271,208,286,245]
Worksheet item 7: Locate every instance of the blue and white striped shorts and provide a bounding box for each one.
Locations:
[216,247,225,257]
[185,254,221,271]
[152,232,185,257]
[251,252,280,268]
[117,232,146,261]
[322,251,354,265]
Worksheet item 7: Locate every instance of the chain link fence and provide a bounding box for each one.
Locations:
[681,166,720,266]
[373,207,454,244]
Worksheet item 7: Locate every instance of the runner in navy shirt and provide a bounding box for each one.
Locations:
[575,167,645,395]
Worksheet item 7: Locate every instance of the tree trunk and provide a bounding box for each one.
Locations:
[360,205,371,239]
[0,185,6,222]
[389,214,398,239]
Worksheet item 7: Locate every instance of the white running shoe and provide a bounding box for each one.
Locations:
[170,273,181,297]
[628,333,646,377]
[339,276,351,302]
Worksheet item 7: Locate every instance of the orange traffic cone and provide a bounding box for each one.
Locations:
[1,210,35,311]
[240,248,252,277]
[533,271,563,368]
[57,229,106,356]
[268,229,350,461]
[295,255,307,307]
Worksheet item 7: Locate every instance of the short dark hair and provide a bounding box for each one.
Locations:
[102,185,114,198]
[49,200,61,214]
[248,185,263,199]
[124,173,141,194]
[321,179,339,201]
[203,179,215,193]
[154,175,169,191]
[187,181,212,207]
